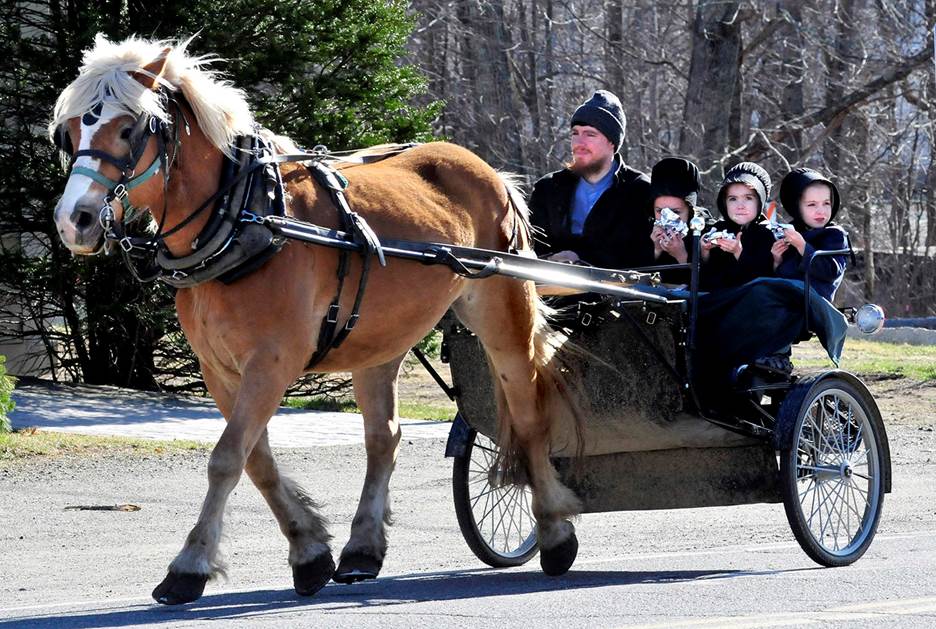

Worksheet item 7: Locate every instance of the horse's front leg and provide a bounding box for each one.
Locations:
[245,429,334,596]
[152,362,294,605]
[333,354,406,584]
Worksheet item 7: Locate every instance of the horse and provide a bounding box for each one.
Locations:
[50,35,583,605]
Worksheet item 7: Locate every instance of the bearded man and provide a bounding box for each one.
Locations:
[530,90,653,269]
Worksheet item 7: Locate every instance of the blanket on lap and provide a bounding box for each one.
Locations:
[693,277,847,368]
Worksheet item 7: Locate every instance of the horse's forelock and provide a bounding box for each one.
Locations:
[49,34,255,158]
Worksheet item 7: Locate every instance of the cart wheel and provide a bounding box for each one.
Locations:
[452,427,538,567]
[780,376,886,566]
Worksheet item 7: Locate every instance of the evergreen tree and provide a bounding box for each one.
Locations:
[0,0,438,392]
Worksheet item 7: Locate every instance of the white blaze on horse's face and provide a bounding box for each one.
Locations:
[54,102,131,255]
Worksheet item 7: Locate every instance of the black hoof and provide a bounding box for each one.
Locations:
[293,553,336,596]
[333,551,382,584]
[152,571,210,605]
[540,531,578,577]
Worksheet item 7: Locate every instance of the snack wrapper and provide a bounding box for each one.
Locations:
[653,208,688,242]
[764,200,794,240]
[701,227,735,244]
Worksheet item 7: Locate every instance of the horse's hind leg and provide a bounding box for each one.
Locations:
[454,280,581,576]
[244,430,334,595]
[333,353,406,584]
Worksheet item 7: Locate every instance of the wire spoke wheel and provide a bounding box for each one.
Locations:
[452,427,538,567]
[780,377,886,566]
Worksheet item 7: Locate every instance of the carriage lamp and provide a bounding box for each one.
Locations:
[855,303,886,335]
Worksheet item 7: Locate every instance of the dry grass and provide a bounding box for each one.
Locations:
[0,428,209,464]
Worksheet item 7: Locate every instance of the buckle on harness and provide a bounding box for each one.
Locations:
[119,237,135,252]
[580,312,593,327]
[326,303,340,324]
[646,311,657,325]
[344,313,359,331]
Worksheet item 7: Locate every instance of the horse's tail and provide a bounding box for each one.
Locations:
[492,172,587,501]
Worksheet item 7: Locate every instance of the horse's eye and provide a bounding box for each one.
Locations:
[120,127,132,141]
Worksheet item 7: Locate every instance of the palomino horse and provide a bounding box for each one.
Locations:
[50,35,583,605]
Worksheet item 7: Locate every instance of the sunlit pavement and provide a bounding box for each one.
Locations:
[8,380,450,447]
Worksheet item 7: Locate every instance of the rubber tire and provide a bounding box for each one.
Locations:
[452,427,538,567]
[779,376,887,567]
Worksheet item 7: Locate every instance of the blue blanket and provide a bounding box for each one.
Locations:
[571,277,847,380]
[645,277,847,369]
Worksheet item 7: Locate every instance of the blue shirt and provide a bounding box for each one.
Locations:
[570,159,617,235]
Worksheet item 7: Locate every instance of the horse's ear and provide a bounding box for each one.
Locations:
[134,47,172,90]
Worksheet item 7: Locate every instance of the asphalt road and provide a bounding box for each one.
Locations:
[1,422,934,628]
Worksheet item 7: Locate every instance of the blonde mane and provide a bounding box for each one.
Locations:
[49,34,255,157]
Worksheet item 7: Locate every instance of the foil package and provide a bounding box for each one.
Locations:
[768,221,795,240]
[701,227,736,244]
[764,203,795,240]
[653,208,689,242]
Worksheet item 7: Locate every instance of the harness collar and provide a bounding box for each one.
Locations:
[155,133,288,288]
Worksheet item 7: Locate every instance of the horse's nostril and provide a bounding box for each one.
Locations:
[74,209,96,230]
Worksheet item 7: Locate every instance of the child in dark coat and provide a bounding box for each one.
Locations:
[647,157,704,285]
[700,162,775,291]
[772,168,848,302]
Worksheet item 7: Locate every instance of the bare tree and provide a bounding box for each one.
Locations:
[679,0,742,188]
[404,0,936,314]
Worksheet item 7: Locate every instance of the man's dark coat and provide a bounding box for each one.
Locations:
[529,163,653,270]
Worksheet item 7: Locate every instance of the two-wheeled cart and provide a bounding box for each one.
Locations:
[433,251,891,569]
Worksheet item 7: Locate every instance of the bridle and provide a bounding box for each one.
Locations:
[55,94,185,279]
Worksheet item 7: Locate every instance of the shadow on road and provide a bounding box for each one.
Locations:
[0,565,812,627]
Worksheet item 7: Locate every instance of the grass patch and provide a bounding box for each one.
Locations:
[284,396,456,422]
[283,397,359,413]
[794,338,936,382]
[397,401,457,421]
[0,428,209,463]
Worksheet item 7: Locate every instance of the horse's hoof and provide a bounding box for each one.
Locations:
[152,571,209,605]
[333,551,382,584]
[540,531,578,577]
[293,553,336,596]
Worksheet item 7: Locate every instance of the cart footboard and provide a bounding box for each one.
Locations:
[553,445,781,513]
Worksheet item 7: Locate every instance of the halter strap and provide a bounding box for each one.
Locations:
[71,155,163,193]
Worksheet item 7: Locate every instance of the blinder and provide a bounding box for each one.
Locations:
[60,112,167,172]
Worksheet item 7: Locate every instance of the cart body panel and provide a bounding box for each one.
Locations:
[444,303,760,457]
[442,303,783,512]
[553,445,781,513]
